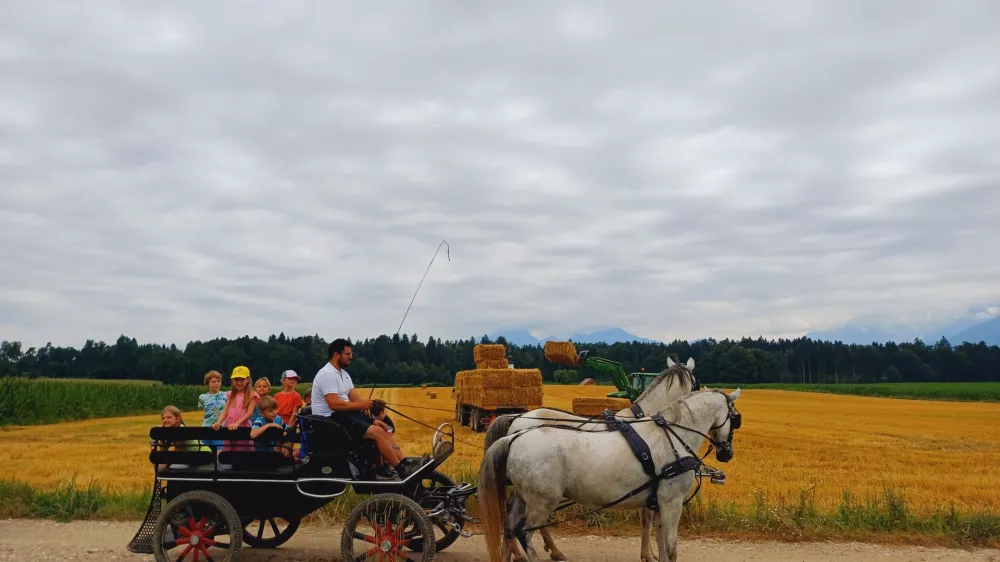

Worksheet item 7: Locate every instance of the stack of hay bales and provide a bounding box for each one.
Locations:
[571,397,632,416]
[454,344,543,411]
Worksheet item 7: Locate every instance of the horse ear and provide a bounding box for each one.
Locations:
[686,357,695,371]
[728,388,741,402]
[666,357,676,368]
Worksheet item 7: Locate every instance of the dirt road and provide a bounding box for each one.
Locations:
[1,520,997,561]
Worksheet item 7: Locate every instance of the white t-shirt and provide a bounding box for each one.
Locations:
[311,362,354,417]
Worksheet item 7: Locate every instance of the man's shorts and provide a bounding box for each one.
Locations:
[332,411,374,443]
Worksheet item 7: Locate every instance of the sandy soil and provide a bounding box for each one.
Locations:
[1,520,998,561]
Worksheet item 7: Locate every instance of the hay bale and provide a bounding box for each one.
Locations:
[453,368,543,409]
[428,392,437,399]
[571,397,631,417]
[476,359,509,370]
[421,383,428,389]
[544,341,578,364]
[474,344,507,363]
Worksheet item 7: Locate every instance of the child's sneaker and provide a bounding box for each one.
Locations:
[374,465,399,481]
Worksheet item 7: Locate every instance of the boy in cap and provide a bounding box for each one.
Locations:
[274,369,305,426]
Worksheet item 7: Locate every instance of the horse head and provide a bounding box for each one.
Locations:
[707,388,741,463]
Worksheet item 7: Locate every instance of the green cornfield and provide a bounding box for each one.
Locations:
[0,378,205,425]
[737,382,1000,402]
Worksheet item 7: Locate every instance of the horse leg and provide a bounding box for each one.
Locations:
[540,528,567,561]
[520,497,562,562]
[506,494,529,562]
[656,497,683,562]
[640,508,657,562]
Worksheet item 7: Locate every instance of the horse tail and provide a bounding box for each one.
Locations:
[484,413,515,450]
[479,436,513,562]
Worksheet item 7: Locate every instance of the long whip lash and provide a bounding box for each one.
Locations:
[395,239,450,336]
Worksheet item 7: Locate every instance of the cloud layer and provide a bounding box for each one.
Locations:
[1,1,999,347]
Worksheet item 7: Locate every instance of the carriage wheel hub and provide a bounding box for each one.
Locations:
[189,535,200,546]
[380,540,392,552]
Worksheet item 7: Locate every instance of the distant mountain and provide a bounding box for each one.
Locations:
[953,316,1000,346]
[806,323,922,345]
[808,304,1000,345]
[567,328,661,344]
[488,328,545,346]
[489,327,661,346]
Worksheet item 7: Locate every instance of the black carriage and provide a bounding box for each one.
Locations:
[126,413,476,561]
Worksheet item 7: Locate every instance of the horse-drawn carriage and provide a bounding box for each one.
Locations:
[126,412,476,561]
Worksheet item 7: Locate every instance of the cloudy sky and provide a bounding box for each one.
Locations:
[2,1,999,348]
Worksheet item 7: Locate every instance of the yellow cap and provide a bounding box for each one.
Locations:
[231,365,250,379]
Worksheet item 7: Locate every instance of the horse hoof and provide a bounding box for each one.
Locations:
[550,553,567,561]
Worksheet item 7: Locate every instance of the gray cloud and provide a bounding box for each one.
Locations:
[1,1,999,348]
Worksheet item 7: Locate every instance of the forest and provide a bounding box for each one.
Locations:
[2,332,998,386]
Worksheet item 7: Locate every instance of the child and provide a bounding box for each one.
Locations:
[274,370,305,426]
[250,395,289,455]
[198,370,227,449]
[295,389,312,461]
[157,405,203,469]
[213,365,260,451]
[251,377,272,424]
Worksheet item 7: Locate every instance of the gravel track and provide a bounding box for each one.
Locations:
[2,520,999,561]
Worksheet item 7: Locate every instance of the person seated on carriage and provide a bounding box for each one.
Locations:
[249,395,292,457]
[311,338,425,480]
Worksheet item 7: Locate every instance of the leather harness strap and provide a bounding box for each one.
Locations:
[629,403,644,418]
[602,410,702,511]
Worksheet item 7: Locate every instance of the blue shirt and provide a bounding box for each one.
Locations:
[251,415,285,451]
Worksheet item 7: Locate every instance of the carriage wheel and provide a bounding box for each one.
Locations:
[341,493,435,562]
[410,471,464,552]
[152,490,242,562]
[242,515,300,548]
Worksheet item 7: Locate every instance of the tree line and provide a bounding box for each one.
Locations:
[1,333,998,386]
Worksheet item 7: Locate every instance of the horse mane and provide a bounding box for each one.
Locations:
[633,361,695,404]
[658,387,726,424]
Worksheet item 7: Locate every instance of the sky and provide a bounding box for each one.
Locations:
[1,1,999,348]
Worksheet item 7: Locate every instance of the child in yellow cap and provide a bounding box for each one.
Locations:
[212,365,260,451]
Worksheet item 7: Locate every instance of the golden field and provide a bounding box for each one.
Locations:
[2,385,999,514]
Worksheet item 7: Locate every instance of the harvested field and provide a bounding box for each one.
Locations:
[2,386,1000,518]
[571,396,632,416]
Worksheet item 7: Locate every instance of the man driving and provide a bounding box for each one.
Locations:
[311,338,414,480]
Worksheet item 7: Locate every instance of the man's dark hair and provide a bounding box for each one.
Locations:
[328,338,352,359]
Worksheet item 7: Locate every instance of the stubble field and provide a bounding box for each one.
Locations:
[2,384,999,544]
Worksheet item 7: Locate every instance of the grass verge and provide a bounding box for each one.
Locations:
[734,382,1000,402]
[2,477,997,548]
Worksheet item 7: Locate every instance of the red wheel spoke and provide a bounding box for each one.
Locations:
[176,544,194,561]
[178,526,193,538]
[197,516,208,531]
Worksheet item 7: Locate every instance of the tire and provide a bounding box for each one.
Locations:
[470,408,481,432]
[242,516,300,548]
[341,493,436,562]
[152,490,242,562]
[412,471,464,552]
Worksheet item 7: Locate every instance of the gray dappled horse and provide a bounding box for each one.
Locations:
[479,388,741,562]
[484,358,699,562]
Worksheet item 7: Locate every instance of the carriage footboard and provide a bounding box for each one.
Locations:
[125,477,164,554]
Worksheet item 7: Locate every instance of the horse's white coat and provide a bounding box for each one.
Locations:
[480,389,740,562]
[486,357,697,562]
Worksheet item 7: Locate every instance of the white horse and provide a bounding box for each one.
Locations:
[478,388,741,562]
[484,358,699,562]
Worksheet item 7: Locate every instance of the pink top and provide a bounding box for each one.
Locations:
[224,390,260,427]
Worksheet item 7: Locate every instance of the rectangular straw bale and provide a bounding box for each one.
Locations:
[476,359,509,370]
[544,341,578,364]
[428,392,437,399]
[478,369,513,389]
[571,397,632,416]
[474,344,507,363]
[513,387,544,407]
[512,369,543,388]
